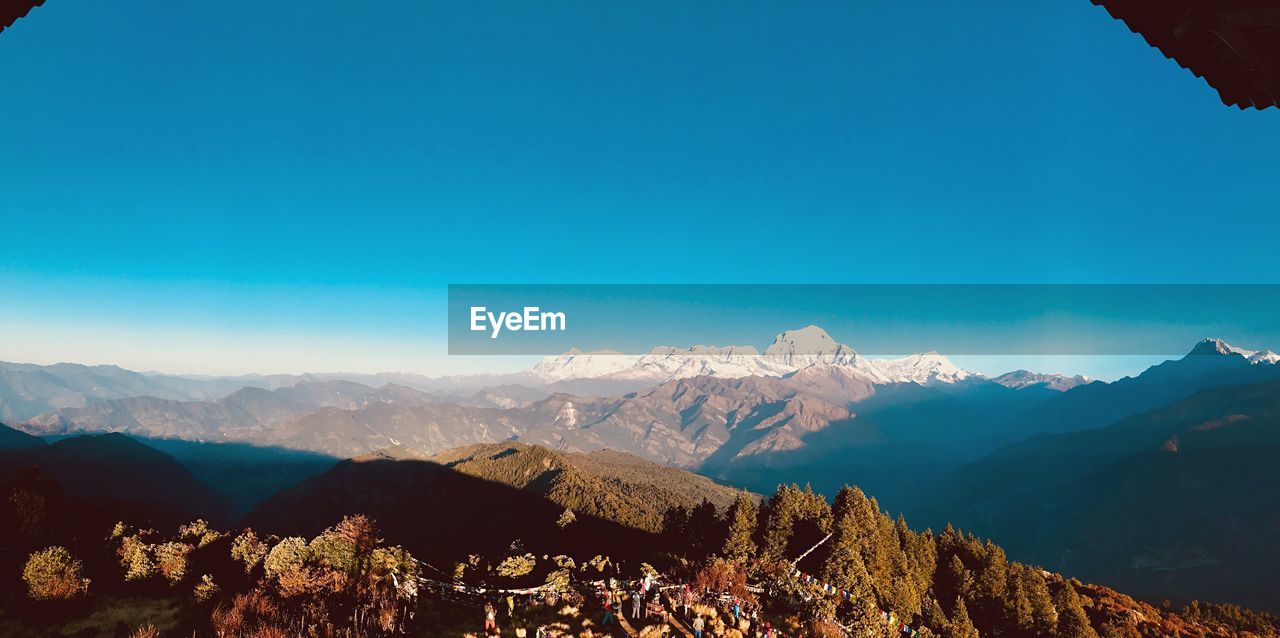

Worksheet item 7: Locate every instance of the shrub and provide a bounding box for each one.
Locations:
[557,508,576,528]
[129,625,159,638]
[370,545,421,600]
[231,530,270,573]
[497,553,537,578]
[194,573,220,602]
[118,534,156,581]
[263,537,309,579]
[155,542,193,584]
[23,546,90,600]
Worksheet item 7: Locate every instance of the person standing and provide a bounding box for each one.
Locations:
[692,615,705,638]
[631,589,642,619]
[601,599,615,628]
[484,601,497,632]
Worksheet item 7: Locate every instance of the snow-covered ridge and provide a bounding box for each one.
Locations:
[1189,338,1280,365]
[527,325,973,386]
[991,370,1091,392]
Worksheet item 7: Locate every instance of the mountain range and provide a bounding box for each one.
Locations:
[4,327,1280,610]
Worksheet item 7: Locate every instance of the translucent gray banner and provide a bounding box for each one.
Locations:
[447,284,1280,356]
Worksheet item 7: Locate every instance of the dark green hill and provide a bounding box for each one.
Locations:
[245,442,745,564]
[0,432,233,527]
[0,423,44,451]
[933,379,1280,611]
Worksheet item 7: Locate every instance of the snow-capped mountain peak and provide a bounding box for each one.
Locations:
[527,326,979,386]
[1249,350,1280,365]
[991,370,1091,391]
[527,349,640,382]
[865,352,972,384]
[1187,338,1278,364]
[763,325,853,357]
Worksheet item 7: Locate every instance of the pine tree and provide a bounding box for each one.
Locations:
[922,596,951,636]
[722,492,758,561]
[821,497,864,590]
[971,540,1008,628]
[1002,565,1033,634]
[822,492,881,634]
[941,554,974,606]
[1023,567,1058,635]
[687,499,723,558]
[1054,582,1100,638]
[661,505,691,552]
[946,597,980,638]
[761,485,800,562]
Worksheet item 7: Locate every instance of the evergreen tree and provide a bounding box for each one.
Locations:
[971,540,1008,627]
[940,554,974,606]
[908,526,938,599]
[687,499,723,558]
[722,492,758,561]
[1054,582,1100,638]
[761,485,800,562]
[1002,565,1033,634]
[946,597,980,638]
[922,596,951,636]
[822,491,882,633]
[820,496,865,591]
[1022,567,1058,635]
[661,505,691,553]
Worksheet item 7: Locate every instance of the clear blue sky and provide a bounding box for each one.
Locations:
[1,1,1277,377]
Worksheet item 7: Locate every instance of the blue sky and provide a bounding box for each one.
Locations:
[1,1,1277,377]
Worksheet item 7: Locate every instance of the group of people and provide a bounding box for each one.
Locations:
[594,575,765,638]
[480,591,556,637]
[472,570,787,638]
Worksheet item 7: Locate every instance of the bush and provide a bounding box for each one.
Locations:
[263,537,309,579]
[231,530,270,573]
[155,542,194,584]
[118,534,156,581]
[129,625,159,638]
[23,546,90,600]
[497,553,537,578]
[194,574,220,602]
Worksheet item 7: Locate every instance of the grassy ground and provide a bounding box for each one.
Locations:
[0,595,184,638]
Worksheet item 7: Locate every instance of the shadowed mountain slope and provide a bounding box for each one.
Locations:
[245,442,744,563]
[932,379,1280,611]
[0,423,44,451]
[0,431,233,527]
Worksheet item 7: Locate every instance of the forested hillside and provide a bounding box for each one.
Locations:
[3,445,1275,637]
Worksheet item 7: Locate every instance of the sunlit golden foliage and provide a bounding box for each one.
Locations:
[22,546,89,600]
[155,541,194,584]
[231,529,270,574]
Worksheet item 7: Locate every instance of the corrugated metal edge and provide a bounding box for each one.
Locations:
[1090,0,1276,109]
[1,0,47,36]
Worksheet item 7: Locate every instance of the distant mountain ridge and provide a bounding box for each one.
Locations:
[18,379,441,439]
[930,378,1280,612]
[992,369,1091,391]
[17,337,1279,496]
[527,325,975,385]
[1001,338,1280,437]
[0,427,232,525]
